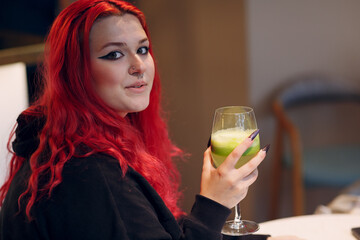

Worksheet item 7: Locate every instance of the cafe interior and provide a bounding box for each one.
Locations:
[1,0,359,239]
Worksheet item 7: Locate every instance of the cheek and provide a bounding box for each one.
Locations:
[90,60,106,85]
[147,57,156,84]
[91,61,124,87]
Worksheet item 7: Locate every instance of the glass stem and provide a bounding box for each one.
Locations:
[231,203,244,229]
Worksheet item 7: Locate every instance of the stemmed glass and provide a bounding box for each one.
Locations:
[210,106,260,236]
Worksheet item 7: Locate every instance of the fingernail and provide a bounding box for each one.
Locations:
[262,144,270,153]
[249,129,260,141]
[207,136,211,147]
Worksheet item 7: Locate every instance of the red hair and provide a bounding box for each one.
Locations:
[0,0,184,219]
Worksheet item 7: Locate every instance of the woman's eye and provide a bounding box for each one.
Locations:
[137,46,149,55]
[99,51,123,60]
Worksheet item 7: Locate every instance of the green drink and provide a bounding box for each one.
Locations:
[210,106,260,235]
[211,128,260,169]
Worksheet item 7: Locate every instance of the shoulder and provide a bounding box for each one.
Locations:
[40,153,123,205]
[48,153,162,215]
[59,153,144,198]
[50,153,119,196]
[61,152,122,183]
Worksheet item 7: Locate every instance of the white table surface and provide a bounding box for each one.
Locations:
[257,214,359,240]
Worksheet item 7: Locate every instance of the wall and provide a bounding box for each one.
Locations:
[247,0,360,115]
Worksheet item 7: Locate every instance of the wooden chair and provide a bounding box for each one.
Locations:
[269,74,360,218]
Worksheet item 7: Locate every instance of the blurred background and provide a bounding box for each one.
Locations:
[1,0,360,223]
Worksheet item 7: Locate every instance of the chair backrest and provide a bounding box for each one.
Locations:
[0,62,28,187]
[277,74,360,109]
[276,75,360,148]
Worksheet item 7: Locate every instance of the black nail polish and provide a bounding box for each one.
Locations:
[207,136,211,147]
[249,129,260,141]
[262,144,270,153]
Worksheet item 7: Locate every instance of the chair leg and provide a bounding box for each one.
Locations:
[292,163,305,215]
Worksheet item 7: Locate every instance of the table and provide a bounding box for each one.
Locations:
[257,214,359,240]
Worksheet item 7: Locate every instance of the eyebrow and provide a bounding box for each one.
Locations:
[100,38,149,50]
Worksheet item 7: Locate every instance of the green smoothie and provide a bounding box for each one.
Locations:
[211,128,260,168]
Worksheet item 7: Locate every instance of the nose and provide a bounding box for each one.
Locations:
[128,55,145,77]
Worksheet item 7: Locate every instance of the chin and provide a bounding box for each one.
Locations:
[128,102,150,114]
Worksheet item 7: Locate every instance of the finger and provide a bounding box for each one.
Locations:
[202,147,214,172]
[232,168,259,193]
[220,137,254,170]
[233,169,259,202]
[236,145,268,177]
[241,168,259,185]
[220,129,260,170]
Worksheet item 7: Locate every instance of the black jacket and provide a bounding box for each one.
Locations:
[0,115,231,239]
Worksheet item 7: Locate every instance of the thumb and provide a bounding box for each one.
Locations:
[202,147,214,173]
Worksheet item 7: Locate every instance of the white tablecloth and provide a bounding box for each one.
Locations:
[257,214,359,240]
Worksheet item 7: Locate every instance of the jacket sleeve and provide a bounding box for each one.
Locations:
[179,194,231,240]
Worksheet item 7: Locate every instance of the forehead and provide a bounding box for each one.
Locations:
[89,14,146,47]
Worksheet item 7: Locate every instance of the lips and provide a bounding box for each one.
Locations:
[126,81,147,89]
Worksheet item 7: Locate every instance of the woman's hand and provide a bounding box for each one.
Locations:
[199,136,268,209]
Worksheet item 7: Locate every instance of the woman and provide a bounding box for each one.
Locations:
[0,0,268,239]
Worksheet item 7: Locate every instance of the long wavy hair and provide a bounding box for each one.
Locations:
[0,0,184,219]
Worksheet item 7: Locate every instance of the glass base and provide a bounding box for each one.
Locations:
[221,220,259,236]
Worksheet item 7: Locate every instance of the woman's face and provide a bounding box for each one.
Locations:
[89,14,155,117]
